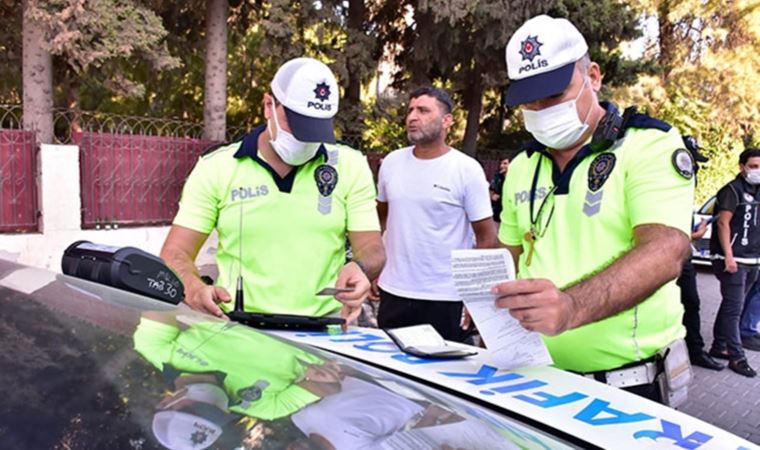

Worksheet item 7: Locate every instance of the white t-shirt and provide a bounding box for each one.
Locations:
[377,147,492,301]
[380,419,516,450]
[291,376,424,450]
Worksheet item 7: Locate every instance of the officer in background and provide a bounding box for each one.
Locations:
[677,136,724,370]
[708,147,760,377]
[160,57,384,326]
[490,158,510,222]
[493,15,694,404]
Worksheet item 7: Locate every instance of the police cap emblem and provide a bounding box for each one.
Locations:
[191,430,210,445]
[315,164,338,196]
[519,35,543,62]
[588,153,617,192]
[672,148,694,179]
[314,82,331,102]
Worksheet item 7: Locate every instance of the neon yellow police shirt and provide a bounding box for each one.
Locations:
[173,126,380,316]
[134,315,323,420]
[499,120,693,372]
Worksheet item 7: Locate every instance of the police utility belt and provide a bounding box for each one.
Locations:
[577,339,692,408]
[581,359,659,389]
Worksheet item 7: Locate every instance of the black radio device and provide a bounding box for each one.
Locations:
[225,187,344,330]
[590,104,637,152]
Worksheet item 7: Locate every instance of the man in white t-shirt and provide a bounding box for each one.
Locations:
[373,86,498,342]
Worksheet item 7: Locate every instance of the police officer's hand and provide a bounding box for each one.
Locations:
[725,256,739,273]
[184,279,231,319]
[334,261,371,331]
[368,278,381,302]
[692,219,709,241]
[461,307,473,331]
[491,279,575,336]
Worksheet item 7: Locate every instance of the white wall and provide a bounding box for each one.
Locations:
[0,144,217,272]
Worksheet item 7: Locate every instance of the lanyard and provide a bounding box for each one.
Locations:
[529,150,588,234]
[528,155,558,238]
[525,153,585,266]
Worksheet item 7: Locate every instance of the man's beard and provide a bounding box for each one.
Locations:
[407,122,443,145]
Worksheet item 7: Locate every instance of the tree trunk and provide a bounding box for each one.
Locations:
[22,0,53,145]
[203,0,228,142]
[343,0,366,138]
[63,70,82,134]
[461,64,484,157]
[410,11,433,86]
[657,0,676,81]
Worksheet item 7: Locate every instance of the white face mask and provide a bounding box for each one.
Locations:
[522,78,592,150]
[745,169,760,185]
[268,105,320,166]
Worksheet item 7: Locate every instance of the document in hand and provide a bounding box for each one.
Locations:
[451,249,553,369]
[385,324,478,359]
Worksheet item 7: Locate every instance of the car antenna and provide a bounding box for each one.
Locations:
[233,187,245,313]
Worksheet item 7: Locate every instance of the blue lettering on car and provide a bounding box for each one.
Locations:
[295,333,720,448]
[634,420,713,448]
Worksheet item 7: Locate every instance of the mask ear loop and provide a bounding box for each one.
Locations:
[577,77,594,126]
[268,98,282,142]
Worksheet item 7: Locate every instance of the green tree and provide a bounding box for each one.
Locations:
[1,0,22,105]
[614,0,760,202]
[385,0,552,156]
[381,0,648,156]
[24,0,179,125]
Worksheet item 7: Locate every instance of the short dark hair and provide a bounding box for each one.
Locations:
[739,148,760,165]
[409,86,453,114]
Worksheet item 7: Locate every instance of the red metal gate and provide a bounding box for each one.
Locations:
[74,132,217,228]
[0,129,38,233]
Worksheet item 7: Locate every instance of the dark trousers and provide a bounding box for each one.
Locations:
[741,279,760,338]
[377,288,467,343]
[711,260,759,359]
[677,261,705,354]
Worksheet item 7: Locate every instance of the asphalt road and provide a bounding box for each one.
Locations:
[680,265,760,444]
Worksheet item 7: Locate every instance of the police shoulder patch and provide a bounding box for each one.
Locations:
[587,153,617,192]
[672,148,694,179]
[315,164,339,196]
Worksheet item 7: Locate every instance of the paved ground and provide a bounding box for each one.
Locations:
[680,266,760,444]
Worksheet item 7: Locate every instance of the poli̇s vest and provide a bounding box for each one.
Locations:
[710,176,760,259]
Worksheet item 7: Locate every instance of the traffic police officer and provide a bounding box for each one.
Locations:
[676,136,725,371]
[160,57,385,326]
[493,15,694,404]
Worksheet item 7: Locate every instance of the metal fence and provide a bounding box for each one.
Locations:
[74,131,217,229]
[1,103,508,231]
[54,109,247,144]
[0,129,39,233]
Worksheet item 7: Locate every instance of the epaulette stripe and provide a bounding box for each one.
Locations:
[626,114,672,133]
[201,135,245,157]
